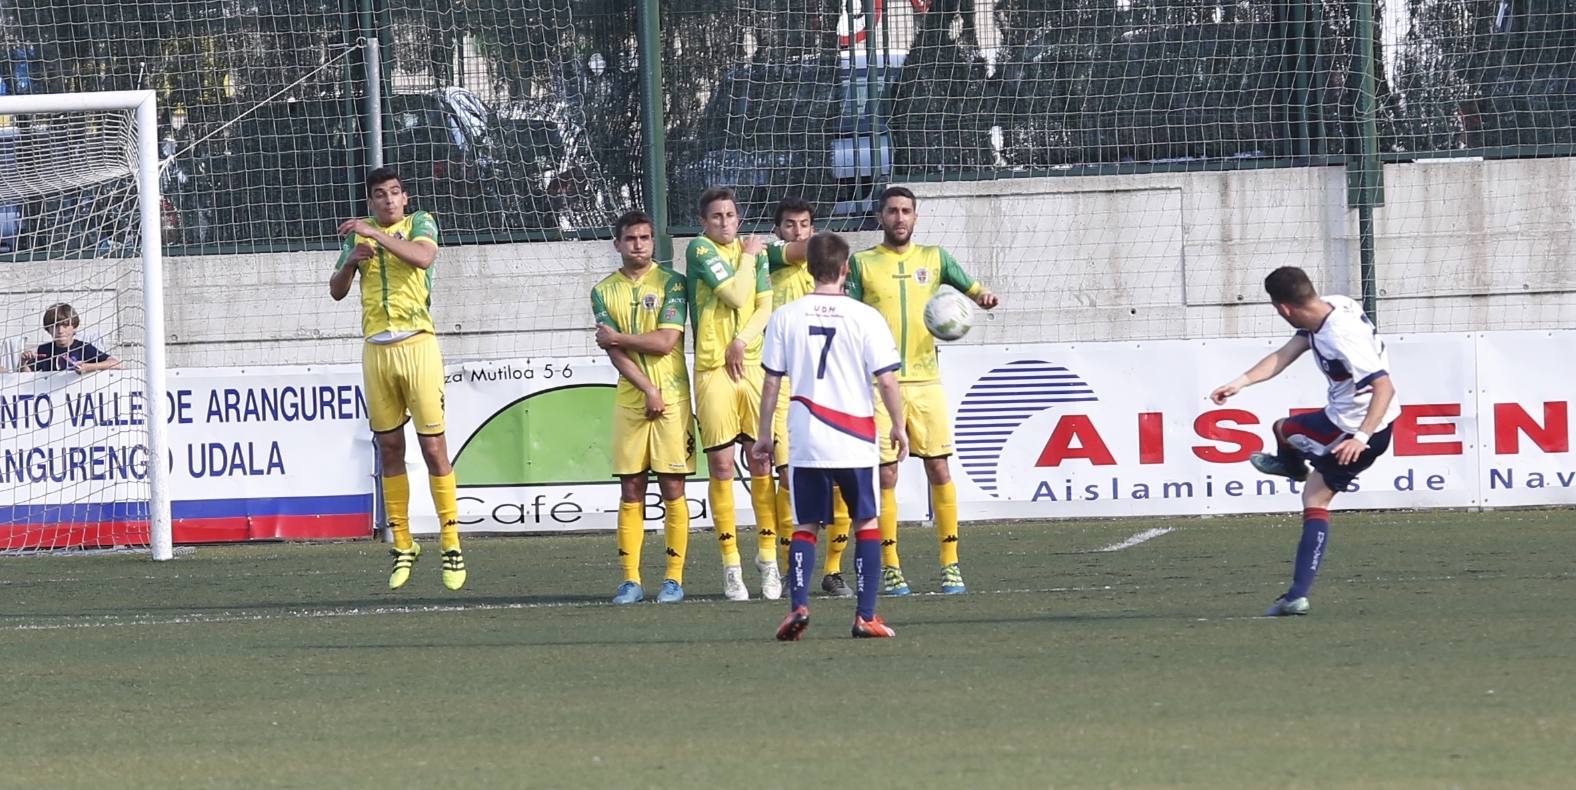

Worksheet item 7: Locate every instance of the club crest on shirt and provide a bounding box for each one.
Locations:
[913,267,931,285]
[642,293,659,310]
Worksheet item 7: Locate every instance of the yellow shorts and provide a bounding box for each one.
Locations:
[611,399,696,477]
[876,380,953,463]
[695,365,763,452]
[772,381,791,469]
[363,333,446,435]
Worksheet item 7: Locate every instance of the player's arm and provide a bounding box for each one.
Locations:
[329,234,367,301]
[606,347,666,420]
[1209,333,1312,404]
[338,212,439,269]
[602,276,688,356]
[940,248,999,309]
[1330,333,1397,464]
[1331,374,1395,464]
[767,239,808,270]
[875,370,908,462]
[751,313,787,466]
[724,248,773,380]
[865,314,907,460]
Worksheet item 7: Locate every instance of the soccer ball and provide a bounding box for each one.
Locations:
[923,289,976,341]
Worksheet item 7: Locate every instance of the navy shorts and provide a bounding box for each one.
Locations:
[790,466,878,526]
[1280,410,1393,492]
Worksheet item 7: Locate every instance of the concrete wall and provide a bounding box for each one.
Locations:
[3,158,1571,369]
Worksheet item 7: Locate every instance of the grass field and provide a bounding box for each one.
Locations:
[4,510,1574,789]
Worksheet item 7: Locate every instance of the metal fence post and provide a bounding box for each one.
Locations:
[636,0,672,265]
[361,0,384,170]
[1349,0,1384,322]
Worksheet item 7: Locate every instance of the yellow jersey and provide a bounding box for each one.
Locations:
[846,243,983,383]
[768,240,814,309]
[334,211,441,340]
[685,235,770,371]
[592,265,691,410]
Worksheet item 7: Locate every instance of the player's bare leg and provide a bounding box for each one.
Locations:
[707,444,749,601]
[877,462,909,596]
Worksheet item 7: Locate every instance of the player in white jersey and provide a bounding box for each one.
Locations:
[1210,266,1399,617]
[754,231,908,640]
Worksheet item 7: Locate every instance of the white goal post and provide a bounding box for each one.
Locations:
[0,90,172,560]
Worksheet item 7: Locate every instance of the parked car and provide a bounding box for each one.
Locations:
[668,50,905,223]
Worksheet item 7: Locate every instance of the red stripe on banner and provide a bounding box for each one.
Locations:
[175,514,372,543]
[0,514,370,549]
[0,522,150,551]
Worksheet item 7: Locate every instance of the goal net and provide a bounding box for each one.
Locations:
[0,92,172,557]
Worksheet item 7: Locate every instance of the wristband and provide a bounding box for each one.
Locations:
[1350,430,1370,446]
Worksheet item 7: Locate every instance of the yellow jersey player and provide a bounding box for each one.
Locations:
[766,198,856,599]
[686,187,778,601]
[846,186,999,596]
[329,166,466,591]
[593,210,695,605]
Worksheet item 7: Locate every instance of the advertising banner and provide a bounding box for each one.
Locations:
[401,356,931,534]
[937,334,1487,518]
[1,366,374,546]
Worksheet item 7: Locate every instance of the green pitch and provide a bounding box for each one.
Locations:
[4,510,1573,788]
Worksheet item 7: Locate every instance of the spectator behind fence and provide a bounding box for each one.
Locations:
[19,303,119,373]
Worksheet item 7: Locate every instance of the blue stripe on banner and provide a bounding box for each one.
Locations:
[0,494,374,526]
[175,494,374,519]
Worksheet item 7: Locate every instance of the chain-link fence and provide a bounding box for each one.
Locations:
[1,0,1572,251]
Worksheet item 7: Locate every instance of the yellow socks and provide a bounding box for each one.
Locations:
[932,481,960,566]
[825,487,852,574]
[879,486,900,567]
[383,473,412,550]
[710,479,740,566]
[774,483,794,567]
[663,497,688,584]
[430,472,461,552]
[617,501,643,584]
[750,477,778,564]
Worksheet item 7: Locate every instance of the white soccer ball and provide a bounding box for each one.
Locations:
[923,289,976,341]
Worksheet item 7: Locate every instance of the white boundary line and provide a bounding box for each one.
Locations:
[1090,527,1175,552]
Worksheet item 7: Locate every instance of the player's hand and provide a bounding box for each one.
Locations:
[594,323,621,349]
[338,218,380,239]
[1332,437,1367,465]
[741,235,767,257]
[976,290,1000,310]
[643,389,666,420]
[1209,383,1239,405]
[345,244,375,267]
[890,426,910,463]
[725,339,747,381]
[751,437,774,466]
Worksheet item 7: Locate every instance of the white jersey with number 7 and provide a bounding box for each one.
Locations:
[762,293,901,468]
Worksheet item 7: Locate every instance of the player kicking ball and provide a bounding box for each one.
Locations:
[754,232,908,640]
[1210,266,1399,617]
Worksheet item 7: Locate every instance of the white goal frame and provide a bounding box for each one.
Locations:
[0,90,172,560]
